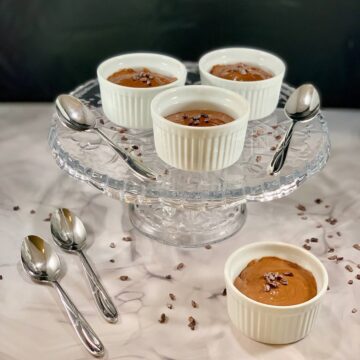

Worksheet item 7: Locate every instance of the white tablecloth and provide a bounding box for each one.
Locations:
[0,105,359,360]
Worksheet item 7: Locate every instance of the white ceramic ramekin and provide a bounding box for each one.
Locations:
[224,242,328,344]
[199,48,286,120]
[97,53,187,129]
[151,85,250,172]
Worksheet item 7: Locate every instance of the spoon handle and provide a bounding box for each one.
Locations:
[269,121,295,174]
[52,281,105,357]
[94,128,157,181]
[78,250,118,323]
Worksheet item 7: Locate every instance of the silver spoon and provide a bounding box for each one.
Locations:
[51,208,118,323]
[269,84,320,174]
[21,235,105,358]
[55,94,157,182]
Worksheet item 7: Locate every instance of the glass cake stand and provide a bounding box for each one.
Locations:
[48,63,330,247]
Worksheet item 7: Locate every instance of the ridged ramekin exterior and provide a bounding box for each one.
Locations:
[224,242,328,344]
[151,85,250,172]
[199,48,286,120]
[97,53,187,129]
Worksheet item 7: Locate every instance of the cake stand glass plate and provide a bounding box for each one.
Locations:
[48,63,330,247]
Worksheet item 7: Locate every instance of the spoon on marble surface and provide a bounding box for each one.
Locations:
[50,208,118,323]
[21,235,105,358]
[269,84,320,174]
[55,94,157,182]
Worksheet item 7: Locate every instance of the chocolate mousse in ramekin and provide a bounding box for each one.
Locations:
[151,85,250,172]
[97,53,187,129]
[199,48,286,120]
[224,242,328,344]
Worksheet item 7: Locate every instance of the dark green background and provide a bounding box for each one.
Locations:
[0,0,359,107]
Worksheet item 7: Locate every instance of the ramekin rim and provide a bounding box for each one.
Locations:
[151,84,250,131]
[199,47,286,86]
[97,52,187,92]
[224,241,328,310]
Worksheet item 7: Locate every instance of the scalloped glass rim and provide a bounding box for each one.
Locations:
[48,70,330,208]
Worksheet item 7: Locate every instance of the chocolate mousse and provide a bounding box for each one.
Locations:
[107,67,176,88]
[166,110,234,127]
[210,63,273,82]
[234,256,317,306]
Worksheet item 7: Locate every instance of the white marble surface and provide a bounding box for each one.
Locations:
[0,104,359,360]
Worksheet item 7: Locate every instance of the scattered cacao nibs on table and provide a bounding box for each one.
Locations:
[132,145,139,150]
[328,248,335,253]
[356,274,360,280]
[121,136,128,141]
[99,119,105,125]
[316,224,322,228]
[119,128,127,134]
[119,275,129,281]
[296,204,306,212]
[325,205,330,208]
[43,213,52,222]
[191,300,198,308]
[188,316,196,330]
[158,313,167,324]
[336,231,341,237]
[274,135,282,141]
[352,244,360,251]
[13,206,20,211]
[358,264,360,269]
[109,259,115,263]
[169,293,176,301]
[271,125,278,130]
[165,274,172,280]
[336,257,344,263]
[305,239,310,244]
[352,308,357,314]
[310,237,318,243]
[267,131,273,135]
[270,146,277,151]
[167,303,173,309]
[328,235,333,238]
[348,280,353,285]
[345,265,353,272]
[303,244,311,251]
[176,262,185,270]
[301,216,308,220]
[298,212,304,216]
[325,217,338,225]
[255,155,262,163]
[328,255,338,260]
[30,209,36,214]
[315,198,323,204]
[204,244,212,250]
[109,242,116,248]
[122,236,132,242]
[0,275,3,280]
[222,288,227,296]
[327,286,330,290]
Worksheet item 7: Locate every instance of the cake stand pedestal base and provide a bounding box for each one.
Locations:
[129,202,247,247]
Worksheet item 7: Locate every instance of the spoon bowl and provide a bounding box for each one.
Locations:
[21,235,61,282]
[51,208,87,252]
